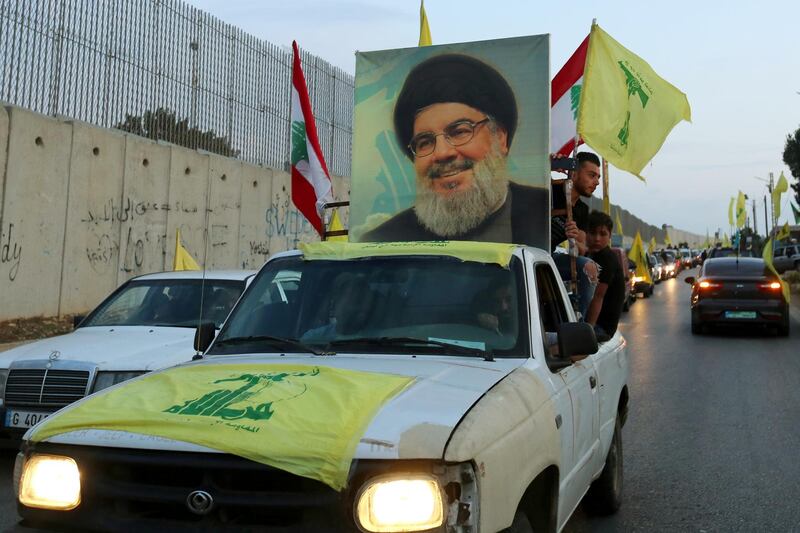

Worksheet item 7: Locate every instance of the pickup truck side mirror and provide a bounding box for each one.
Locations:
[557,322,599,359]
[684,276,695,285]
[72,315,86,329]
[193,322,217,353]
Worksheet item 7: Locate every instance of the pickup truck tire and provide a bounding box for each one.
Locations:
[501,510,534,533]
[583,416,623,515]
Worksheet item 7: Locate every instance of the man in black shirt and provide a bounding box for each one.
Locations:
[551,152,601,317]
[585,210,625,339]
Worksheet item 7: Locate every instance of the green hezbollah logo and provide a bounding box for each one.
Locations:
[164,368,320,427]
[616,61,652,150]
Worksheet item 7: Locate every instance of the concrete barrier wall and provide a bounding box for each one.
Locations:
[0,106,349,321]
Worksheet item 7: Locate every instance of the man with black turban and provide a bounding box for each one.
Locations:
[362,54,548,245]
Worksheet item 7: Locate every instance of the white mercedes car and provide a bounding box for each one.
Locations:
[0,270,255,446]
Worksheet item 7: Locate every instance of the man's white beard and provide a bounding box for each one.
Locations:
[414,144,509,238]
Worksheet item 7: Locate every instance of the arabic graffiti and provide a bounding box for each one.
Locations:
[163,368,320,425]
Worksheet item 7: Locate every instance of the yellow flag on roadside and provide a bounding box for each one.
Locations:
[649,236,657,251]
[615,209,624,237]
[173,229,200,271]
[728,197,735,227]
[418,0,432,46]
[762,238,790,303]
[31,364,413,491]
[577,23,691,180]
[772,172,789,220]
[628,231,652,284]
[776,222,791,241]
[722,233,730,247]
[664,231,673,246]
[326,208,348,242]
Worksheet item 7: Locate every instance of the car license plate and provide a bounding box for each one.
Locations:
[724,311,757,319]
[4,409,50,429]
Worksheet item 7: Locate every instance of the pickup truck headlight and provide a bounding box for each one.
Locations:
[92,371,146,393]
[0,369,8,407]
[355,475,444,532]
[18,454,81,510]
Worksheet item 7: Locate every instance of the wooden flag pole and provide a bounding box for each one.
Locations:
[602,158,610,215]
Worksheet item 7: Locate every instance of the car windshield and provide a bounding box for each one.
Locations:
[208,255,529,358]
[703,259,769,276]
[83,279,246,328]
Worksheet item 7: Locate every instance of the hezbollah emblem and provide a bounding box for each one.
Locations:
[616,60,651,150]
[164,368,320,424]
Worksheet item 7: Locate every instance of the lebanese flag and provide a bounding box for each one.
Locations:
[291,41,333,236]
[551,36,589,156]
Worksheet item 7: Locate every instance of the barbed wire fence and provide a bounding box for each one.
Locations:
[0,0,354,176]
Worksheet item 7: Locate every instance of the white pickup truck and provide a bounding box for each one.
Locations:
[14,241,629,533]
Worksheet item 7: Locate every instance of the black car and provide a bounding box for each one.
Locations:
[685,257,789,336]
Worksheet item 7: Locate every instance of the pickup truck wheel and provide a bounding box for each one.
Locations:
[583,417,623,515]
[501,510,534,533]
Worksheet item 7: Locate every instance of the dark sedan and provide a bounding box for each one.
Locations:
[685,257,789,336]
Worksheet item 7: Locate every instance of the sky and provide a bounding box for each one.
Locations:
[187,0,800,237]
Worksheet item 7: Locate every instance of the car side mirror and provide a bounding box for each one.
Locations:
[557,322,599,359]
[73,315,85,329]
[193,322,217,354]
[684,276,695,285]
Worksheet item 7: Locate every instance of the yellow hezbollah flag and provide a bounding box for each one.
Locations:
[615,209,624,237]
[31,364,413,491]
[772,172,789,220]
[664,231,673,246]
[762,238,790,303]
[728,197,735,227]
[577,24,691,180]
[173,229,200,271]
[722,233,730,247]
[736,190,747,229]
[326,208,347,242]
[418,0,432,46]
[776,222,791,241]
[627,231,652,284]
[649,236,657,252]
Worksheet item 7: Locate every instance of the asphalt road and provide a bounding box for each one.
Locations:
[2,269,799,532]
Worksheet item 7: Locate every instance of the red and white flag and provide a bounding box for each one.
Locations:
[551,36,589,156]
[291,41,333,236]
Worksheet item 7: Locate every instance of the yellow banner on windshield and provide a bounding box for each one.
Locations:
[299,240,516,267]
[31,364,413,491]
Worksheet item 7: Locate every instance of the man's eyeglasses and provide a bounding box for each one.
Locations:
[408,117,492,157]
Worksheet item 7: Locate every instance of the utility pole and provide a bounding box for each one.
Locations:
[752,199,758,236]
[763,195,769,237]
[768,172,775,234]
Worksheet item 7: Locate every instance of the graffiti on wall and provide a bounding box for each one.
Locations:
[1,222,22,281]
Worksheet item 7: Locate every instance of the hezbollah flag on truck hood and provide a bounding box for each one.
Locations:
[30,364,412,491]
[577,23,691,180]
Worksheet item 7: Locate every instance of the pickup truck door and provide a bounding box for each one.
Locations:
[528,258,600,519]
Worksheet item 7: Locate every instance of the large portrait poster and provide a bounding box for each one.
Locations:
[350,35,551,250]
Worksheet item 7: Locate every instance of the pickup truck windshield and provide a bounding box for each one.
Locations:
[82,279,245,329]
[209,256,529,358]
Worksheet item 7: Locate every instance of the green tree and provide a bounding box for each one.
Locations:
[115,108,240,158]
[782,127,800,207]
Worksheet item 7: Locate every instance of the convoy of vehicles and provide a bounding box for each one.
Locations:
[0,271,254,447]
[13,242,630,533]
[686,257,789,336]
[772,244,800,274]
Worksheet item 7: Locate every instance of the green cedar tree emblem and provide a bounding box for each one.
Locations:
[570,84,582,121]
[291,121,309,166]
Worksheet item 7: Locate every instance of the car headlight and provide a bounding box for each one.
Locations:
[632,276,645,283]
[0,369,8,407]
[92,371,146,393]
[355,475,444,532]
[18,454,81,510]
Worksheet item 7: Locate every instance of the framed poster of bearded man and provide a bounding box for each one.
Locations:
[349,34,550,250]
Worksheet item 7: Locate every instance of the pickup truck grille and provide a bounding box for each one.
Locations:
[5,368,90,409]
[19,445,353,532]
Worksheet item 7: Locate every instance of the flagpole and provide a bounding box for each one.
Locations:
[602,158,610,215]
